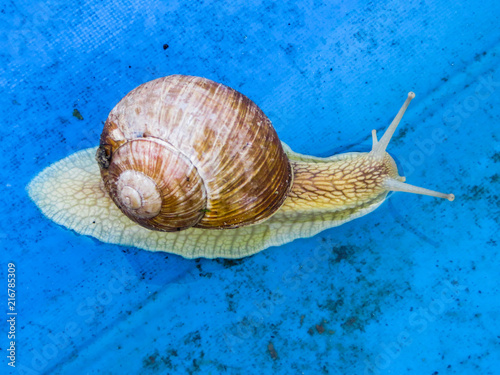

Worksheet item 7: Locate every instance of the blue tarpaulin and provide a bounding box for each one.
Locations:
[1,0,499,374]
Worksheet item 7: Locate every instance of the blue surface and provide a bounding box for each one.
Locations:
[1,0,499,374]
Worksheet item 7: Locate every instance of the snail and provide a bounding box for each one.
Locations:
[28,75,454,259]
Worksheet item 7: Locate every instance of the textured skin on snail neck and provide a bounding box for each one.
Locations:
[277,152,397,219]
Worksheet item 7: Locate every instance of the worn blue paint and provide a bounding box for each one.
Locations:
[1,0,499,374]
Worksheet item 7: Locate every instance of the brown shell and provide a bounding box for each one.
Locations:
[98,75,293,231]
[104,138,207,231]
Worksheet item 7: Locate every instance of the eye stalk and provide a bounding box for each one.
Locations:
[370,92,455,202]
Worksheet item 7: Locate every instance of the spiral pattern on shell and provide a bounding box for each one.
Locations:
[97,75,293,232]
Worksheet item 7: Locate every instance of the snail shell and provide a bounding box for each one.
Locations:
[96,75,293,232]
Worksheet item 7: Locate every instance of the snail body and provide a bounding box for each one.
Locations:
[28,75,454,259]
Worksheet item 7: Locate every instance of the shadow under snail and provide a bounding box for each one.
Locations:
[28,75,454,259]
